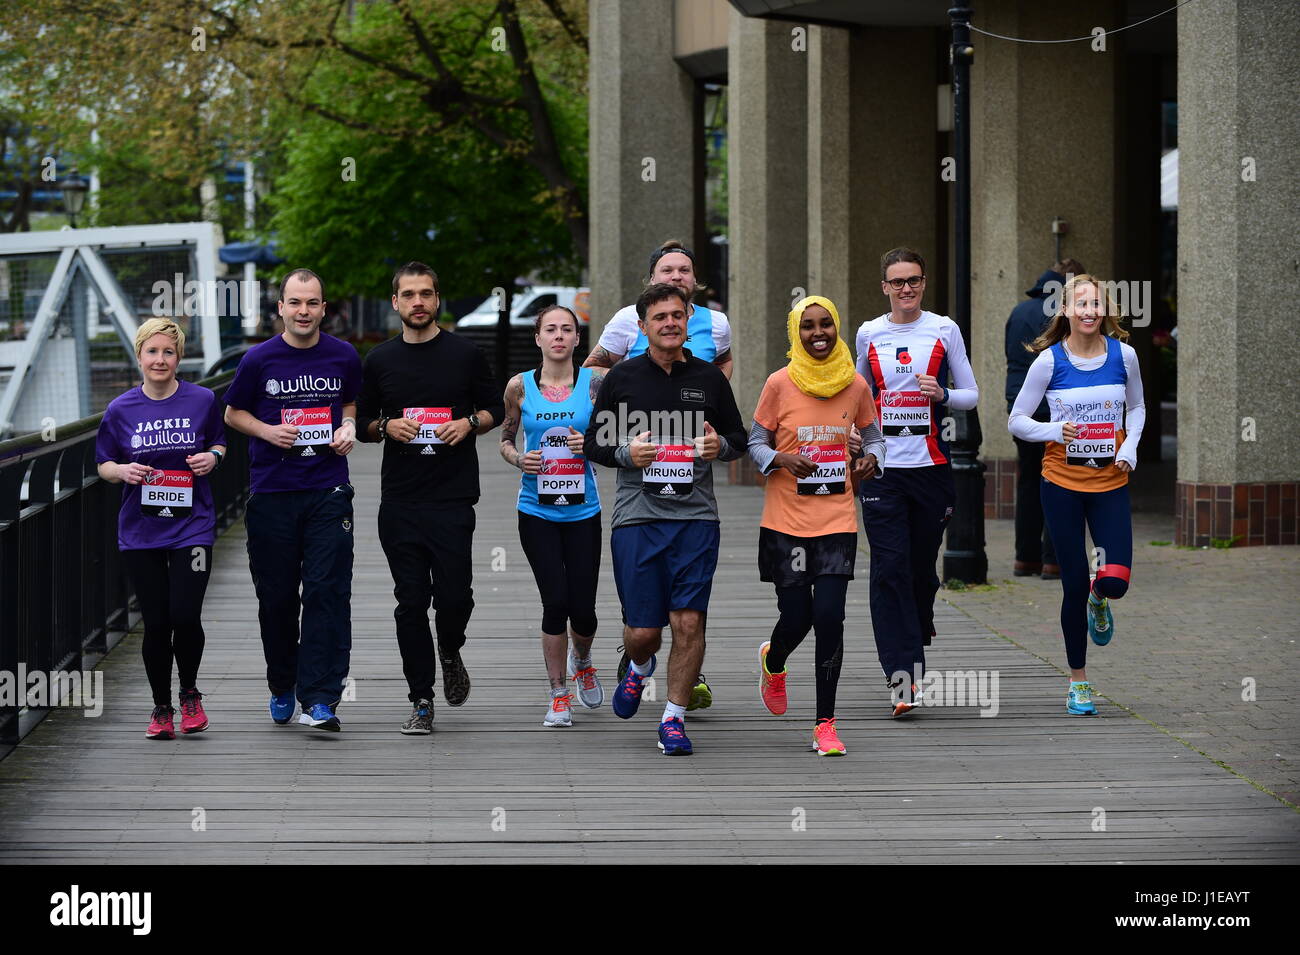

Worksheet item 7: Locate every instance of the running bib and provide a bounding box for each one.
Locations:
[879,390,930,437]
[537,425,585,505]
[140,469,193,518]
[405,407,452,450]
[282,407,333,457]
[796,444,847,496]
[642,444,694,498]
[1066,422,1117,468]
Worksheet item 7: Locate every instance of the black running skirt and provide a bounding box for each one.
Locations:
[757,527,857,588]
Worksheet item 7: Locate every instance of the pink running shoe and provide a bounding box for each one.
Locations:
[811,718,846,757]
[759,642,788,715]
[178,689,208,734]
[146,705,176,740]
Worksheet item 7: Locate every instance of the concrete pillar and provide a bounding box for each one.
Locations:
[589,0,697,335]
[807,25,852,324]
[808,25,940,339]
[727,10,807,423]
[1175,0,1300,546]
[969,0,1121,514]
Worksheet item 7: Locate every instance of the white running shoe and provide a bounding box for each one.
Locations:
[567,649,605,709]
[543,689,574,727]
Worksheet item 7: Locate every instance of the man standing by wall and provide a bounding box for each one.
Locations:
[356,262,503,734]
[224,268,362,732]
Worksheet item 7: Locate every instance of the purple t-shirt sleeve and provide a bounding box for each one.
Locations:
[206,393,227,448]
[344,348,363,404]
[95,404,123,465]
[224,349,259,411]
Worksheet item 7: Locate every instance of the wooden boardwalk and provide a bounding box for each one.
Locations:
[2,445,1298,863]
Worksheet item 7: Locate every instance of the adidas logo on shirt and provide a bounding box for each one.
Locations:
[659,485,676,496]
[302,446,316,457]
[554,496,568,505]
[815,485,830,494]
[898,427,913,436]
[159,507,173,517]
[421,445,435,455]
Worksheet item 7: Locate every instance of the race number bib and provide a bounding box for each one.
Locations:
[140,469,193,518]
[537,426,585,505]
[405,407,452,451]
[1066,422,1117,468]
[879,390,930,437]
[282,407,333,457]
[642,444,694,498]
[796,444,847,496]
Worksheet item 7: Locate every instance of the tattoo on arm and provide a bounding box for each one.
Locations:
[499,375,524,469]
[584,345,621,370]
[588,371,604,404]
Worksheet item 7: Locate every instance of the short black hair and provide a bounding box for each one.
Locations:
[635,282,689,321]
[391,261,440,297]
[278,268,324,301]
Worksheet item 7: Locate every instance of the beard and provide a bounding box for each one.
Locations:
[401,310,435,329]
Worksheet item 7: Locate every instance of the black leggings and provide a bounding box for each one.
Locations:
[518,513,601,637]
[124,546,213,707]
[765,574,849,721]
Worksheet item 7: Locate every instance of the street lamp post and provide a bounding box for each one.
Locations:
[58,167,89,228]
[943,5,988,585]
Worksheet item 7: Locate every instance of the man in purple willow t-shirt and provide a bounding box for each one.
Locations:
[224,268,362,732]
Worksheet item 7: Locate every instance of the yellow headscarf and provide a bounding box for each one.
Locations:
[786,295,856,398]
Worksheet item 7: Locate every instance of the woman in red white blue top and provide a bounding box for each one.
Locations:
[1008,274,1145,716]
[854,247,979,718]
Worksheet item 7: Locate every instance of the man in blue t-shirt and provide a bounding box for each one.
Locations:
[224,268,363,732]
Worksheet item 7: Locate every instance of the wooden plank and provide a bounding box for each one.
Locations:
[1,444,1297,864]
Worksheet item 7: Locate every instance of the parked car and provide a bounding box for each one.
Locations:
[453,286,590,372]
[454,286,590,331]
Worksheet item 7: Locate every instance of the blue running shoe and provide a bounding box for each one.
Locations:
[299,703,341,732]
[1067,681,1097,716]
[657,717,693,755]
[611,654,656,719]
[269,692,295,725]
[1087,593,1114,646]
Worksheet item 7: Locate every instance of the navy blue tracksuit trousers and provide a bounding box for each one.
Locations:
[861,464,955,684]
[245,484,355,707]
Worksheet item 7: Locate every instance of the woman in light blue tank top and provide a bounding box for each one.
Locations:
[500,305,607,727]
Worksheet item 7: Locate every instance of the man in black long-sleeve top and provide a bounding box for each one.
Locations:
[355,262,504,734]
[584,283,745,755]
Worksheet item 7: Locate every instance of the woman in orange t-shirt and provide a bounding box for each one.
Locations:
[747,296,885,755]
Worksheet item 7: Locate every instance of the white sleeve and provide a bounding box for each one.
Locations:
[1117,345,1146,470]
[1008,351,1064,443]
[596,307,638,356]
[712,311,732,356]
[943,323,979,409]
[854,325,870,379]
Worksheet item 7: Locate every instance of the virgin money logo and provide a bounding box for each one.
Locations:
[541,457,561,475]
[404,408,426,422]
[883,392,905,407]
[283,408,306,426]
[144,469,164,486]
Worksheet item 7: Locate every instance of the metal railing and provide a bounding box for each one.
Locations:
[0,372,247,751]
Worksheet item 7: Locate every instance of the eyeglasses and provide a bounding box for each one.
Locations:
[885,276,925,290]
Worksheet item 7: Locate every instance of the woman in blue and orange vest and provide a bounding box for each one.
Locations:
[1009,274,1146,716]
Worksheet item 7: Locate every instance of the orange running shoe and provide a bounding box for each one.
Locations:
[811,718,846,756]
[758,641,788,715]
[891,682,923,719]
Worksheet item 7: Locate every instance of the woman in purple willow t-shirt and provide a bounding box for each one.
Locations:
[94,318,226,740]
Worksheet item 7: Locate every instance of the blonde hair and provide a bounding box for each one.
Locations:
[1027,273,1128,354]
[134,318,186,359]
